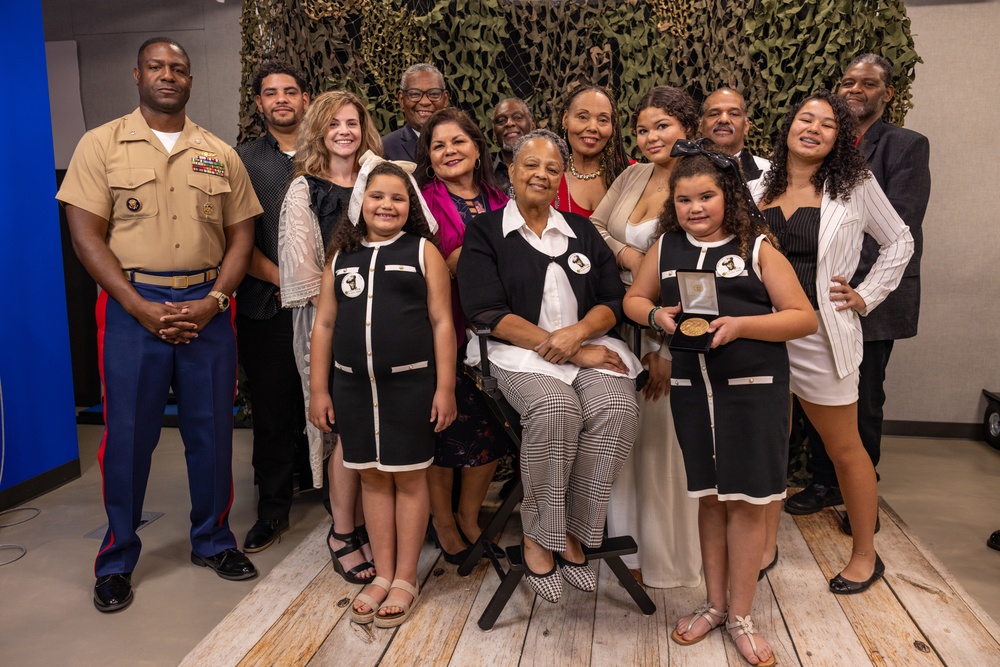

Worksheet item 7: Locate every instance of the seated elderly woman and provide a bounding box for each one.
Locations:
[456,129,641,603]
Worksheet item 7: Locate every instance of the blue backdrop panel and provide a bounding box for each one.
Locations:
[0,4,79,497]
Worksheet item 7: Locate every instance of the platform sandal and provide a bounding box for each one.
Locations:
[351,576,391,624]
[373,579,421,628]
[671,602,727,645]
[328,524,375,585]
[726,614,776,667]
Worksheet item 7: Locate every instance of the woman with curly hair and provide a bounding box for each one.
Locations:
[553,85,630,217]
[755,89,913,595]
[591,85,703,588]
[278,90,382,584]
[624,141,815,665]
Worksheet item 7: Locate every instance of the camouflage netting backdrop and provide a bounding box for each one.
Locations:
[239,0,921,482]
[239,0,920,160]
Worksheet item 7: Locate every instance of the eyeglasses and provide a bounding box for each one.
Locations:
[400,88,446,103]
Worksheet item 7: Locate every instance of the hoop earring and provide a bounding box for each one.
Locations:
[475,158,481,170]
[425,166,434,179]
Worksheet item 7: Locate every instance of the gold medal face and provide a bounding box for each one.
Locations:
[679,317,710,337]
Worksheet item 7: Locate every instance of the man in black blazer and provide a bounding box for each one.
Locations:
[700,87,769,184]
[786,54,931,520]
[382,63,450,161]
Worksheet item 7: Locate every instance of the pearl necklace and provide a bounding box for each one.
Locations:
[569,154,604,181]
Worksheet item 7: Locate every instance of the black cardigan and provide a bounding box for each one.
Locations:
[457,207,624,342]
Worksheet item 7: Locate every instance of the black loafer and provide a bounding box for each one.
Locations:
[243,518,289,553]
[94,573,134,613]
[784,483,843,515]
[191,548,258,581]
[829,554,885,595]
[840,513,881,536]
[988,530,1000,551]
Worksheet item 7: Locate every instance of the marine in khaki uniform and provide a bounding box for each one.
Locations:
[57,37,263,613]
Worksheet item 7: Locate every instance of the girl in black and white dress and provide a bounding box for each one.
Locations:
[625,140,816,667]
[309,156,457,629]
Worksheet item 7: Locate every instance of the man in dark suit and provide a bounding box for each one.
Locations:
[699,87,769,184]
[786,53,932,521]
[382,63,449,161]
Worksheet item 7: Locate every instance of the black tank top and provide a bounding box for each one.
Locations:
[764,207,820,309]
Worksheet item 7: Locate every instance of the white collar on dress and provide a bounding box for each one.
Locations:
[685,232,735,248]
[501,200,577,240]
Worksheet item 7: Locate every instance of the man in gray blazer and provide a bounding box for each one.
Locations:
[382,63,449,161]
[786,54,931,521]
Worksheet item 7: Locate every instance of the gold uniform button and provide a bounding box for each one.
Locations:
[375,430,379,436]
[366,321,370,326]
[373,402,378,407]
[370,267,375,272]
[708,392,713,398]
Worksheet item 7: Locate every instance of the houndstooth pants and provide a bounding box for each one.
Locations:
[492,366,639,551]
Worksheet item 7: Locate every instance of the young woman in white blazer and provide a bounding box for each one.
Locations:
[752,90,913,594]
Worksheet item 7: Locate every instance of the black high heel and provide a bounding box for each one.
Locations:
[457,525,506,560]
[328,524,375,584]
[428,523,473,565]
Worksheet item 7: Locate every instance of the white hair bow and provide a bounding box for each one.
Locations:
[347,150,439,233]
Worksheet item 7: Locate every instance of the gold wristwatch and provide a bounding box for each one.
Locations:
[208,290,230,312]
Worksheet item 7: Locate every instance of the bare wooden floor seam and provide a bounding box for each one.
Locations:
[182,495,1000,667]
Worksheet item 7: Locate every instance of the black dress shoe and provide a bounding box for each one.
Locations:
[829,554,885,594]
[840,513,880,536]
[243,518,289,553]
[94,573,134,613]
[988,530,1000,551]
[191,548,258,581]
[784,483,843,515]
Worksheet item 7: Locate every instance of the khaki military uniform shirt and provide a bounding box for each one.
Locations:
[56,108,262,271]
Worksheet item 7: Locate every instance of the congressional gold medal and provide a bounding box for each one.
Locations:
[679,317,710,337]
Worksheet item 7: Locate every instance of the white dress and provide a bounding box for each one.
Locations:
[605,217,702,588]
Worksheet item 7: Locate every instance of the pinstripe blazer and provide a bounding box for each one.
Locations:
[752,175,914,379]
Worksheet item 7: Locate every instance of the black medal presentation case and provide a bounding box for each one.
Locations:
[668,270,719,353]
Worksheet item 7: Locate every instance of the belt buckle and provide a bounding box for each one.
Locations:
[172,275,190,289]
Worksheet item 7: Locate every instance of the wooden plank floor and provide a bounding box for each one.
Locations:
[182,495,1000,666]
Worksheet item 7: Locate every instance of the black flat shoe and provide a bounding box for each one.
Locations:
[457,525,506,561]
[428,524,473,565]
[191,548,258,581]
[94,573,133,613]
[989,530,1000,551]
[829,554,885,595]
[784,483,843,515]
[329,525,376,584]
[758,546,779,581]
[243,518,289,553]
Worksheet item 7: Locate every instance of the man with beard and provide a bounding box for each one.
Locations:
[699,87,769,183]
[490,98,535,196]
[235,60,312,553]
[785,53,931,525]
[382,63,450,161]
[58,37,261,612]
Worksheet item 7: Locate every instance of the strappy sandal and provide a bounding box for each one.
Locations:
[373,579,421,628]
[351,576,391,624]
[328,525,375,585]
[726,614,776,667]
[671,602,727,645]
